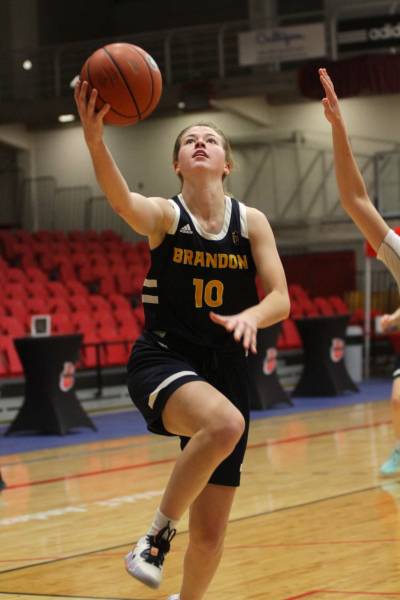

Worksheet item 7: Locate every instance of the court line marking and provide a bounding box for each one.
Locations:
[285,592,400,599]
[3,417,392,490]
[1,479,399,576]
[0,398,389,468]
[0,593,141,600]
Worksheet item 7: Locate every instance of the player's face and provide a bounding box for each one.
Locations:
[175,126,230,181]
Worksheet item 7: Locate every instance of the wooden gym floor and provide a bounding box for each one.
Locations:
[1,385,400,600]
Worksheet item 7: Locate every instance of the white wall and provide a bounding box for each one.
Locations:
[31,110,259,197]
[27,91,400,206]
[270,92,400,153]
[0,123,32,151]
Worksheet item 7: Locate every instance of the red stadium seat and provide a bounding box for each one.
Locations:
[282,319,302,349]
[329,296,349,315]
[71,311,95,331]
[69,295,90,312]
[65,280,89,296]
[0,336,23,375]
[109,294,132,311]
[25,267,48,284]
[98,274,117,296]
[6,267,28,284]
[99,229,122,243]
[26,297,48,315]
[46,282,69,298]
[2,299,28,326]
[97,325,129,366]
[1,316,26,337]
[51,313,75,334]
[80,330,101,368]
[48,297,71,314]
[25,281,48,299]
[88,295,111,312]
[93,310,116,329]
[313,297,335,316]
[4,283,28,302]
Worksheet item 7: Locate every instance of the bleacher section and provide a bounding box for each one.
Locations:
[0,230,396,381]
[0,229,146,377]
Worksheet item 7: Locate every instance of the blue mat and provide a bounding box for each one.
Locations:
[0,379,392,456]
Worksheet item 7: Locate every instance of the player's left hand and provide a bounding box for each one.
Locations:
[209,310,258,353]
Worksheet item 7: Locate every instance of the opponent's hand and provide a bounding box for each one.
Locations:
[319,67,343,126]
[380,314,395,333]
[74,80,110,146]
[209,310,258,353]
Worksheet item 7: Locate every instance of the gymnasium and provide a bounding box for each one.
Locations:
[1,1,400,598]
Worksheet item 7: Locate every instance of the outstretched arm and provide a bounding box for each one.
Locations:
[74,81,175,241]
[319,68,389,252]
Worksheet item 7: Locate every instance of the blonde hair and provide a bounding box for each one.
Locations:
[172,122,233,182]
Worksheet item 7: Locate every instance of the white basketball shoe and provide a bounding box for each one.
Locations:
[124,523,176,589]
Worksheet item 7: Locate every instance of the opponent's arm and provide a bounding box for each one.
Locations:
[319,68,389,252]
[210,207,290,353]
[74,81,175,240]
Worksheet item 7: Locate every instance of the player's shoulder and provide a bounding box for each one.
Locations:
[245,206,270,230]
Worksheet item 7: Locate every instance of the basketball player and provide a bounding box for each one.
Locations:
[320,67,400,476]
[75,81,290,600]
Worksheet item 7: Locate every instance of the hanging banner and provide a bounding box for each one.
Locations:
[238,23,326,66]
[338,15,400,52]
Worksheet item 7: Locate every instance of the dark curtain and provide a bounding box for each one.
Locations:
[298,54,400,100]
[281,250,356,296]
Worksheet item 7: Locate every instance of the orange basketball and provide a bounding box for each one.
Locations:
[80,43,162,126]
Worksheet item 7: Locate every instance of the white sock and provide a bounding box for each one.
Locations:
[147,508,177,537]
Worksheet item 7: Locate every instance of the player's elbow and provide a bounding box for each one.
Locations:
[280,293,291,320]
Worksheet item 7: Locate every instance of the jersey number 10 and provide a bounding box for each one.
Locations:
[193,278,224,308]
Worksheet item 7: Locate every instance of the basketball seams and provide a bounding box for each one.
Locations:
[132,47,156,116]
[80,42,162,126]
[87,56,135,122]
[103,46,142,120]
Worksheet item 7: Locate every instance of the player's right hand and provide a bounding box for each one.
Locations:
[74,80,110,146]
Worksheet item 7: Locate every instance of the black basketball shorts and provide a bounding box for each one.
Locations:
[127,330,251,487]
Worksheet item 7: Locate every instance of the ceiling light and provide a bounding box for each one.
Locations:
[22,59,32,70]
[70,75,79,88]
[58,114,76,123]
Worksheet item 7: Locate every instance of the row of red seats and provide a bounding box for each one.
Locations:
[288,284,349,318]
[0,230,150,295]
[0,259,146,297]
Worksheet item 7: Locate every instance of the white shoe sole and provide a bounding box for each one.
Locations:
[124,554,161,589]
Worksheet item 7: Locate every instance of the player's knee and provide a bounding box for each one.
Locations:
[210,411,245,456]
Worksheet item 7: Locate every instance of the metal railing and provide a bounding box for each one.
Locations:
[0,12,327,104]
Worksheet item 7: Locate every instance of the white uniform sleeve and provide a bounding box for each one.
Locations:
[377,229,400,289]
[167,198,180,235]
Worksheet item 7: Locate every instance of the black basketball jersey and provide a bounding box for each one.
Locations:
[142,194,259,350]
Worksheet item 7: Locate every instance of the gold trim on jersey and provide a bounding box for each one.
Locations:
[172,247,249,270]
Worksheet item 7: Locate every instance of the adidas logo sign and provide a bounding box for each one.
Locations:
[179,224,193,234]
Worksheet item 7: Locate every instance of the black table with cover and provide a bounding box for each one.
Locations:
[293,315,358,397]
[247,322,292,409]
[5,334,96,435]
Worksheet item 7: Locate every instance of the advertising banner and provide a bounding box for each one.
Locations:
[338,15,400,52]
[239,23,326,66]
